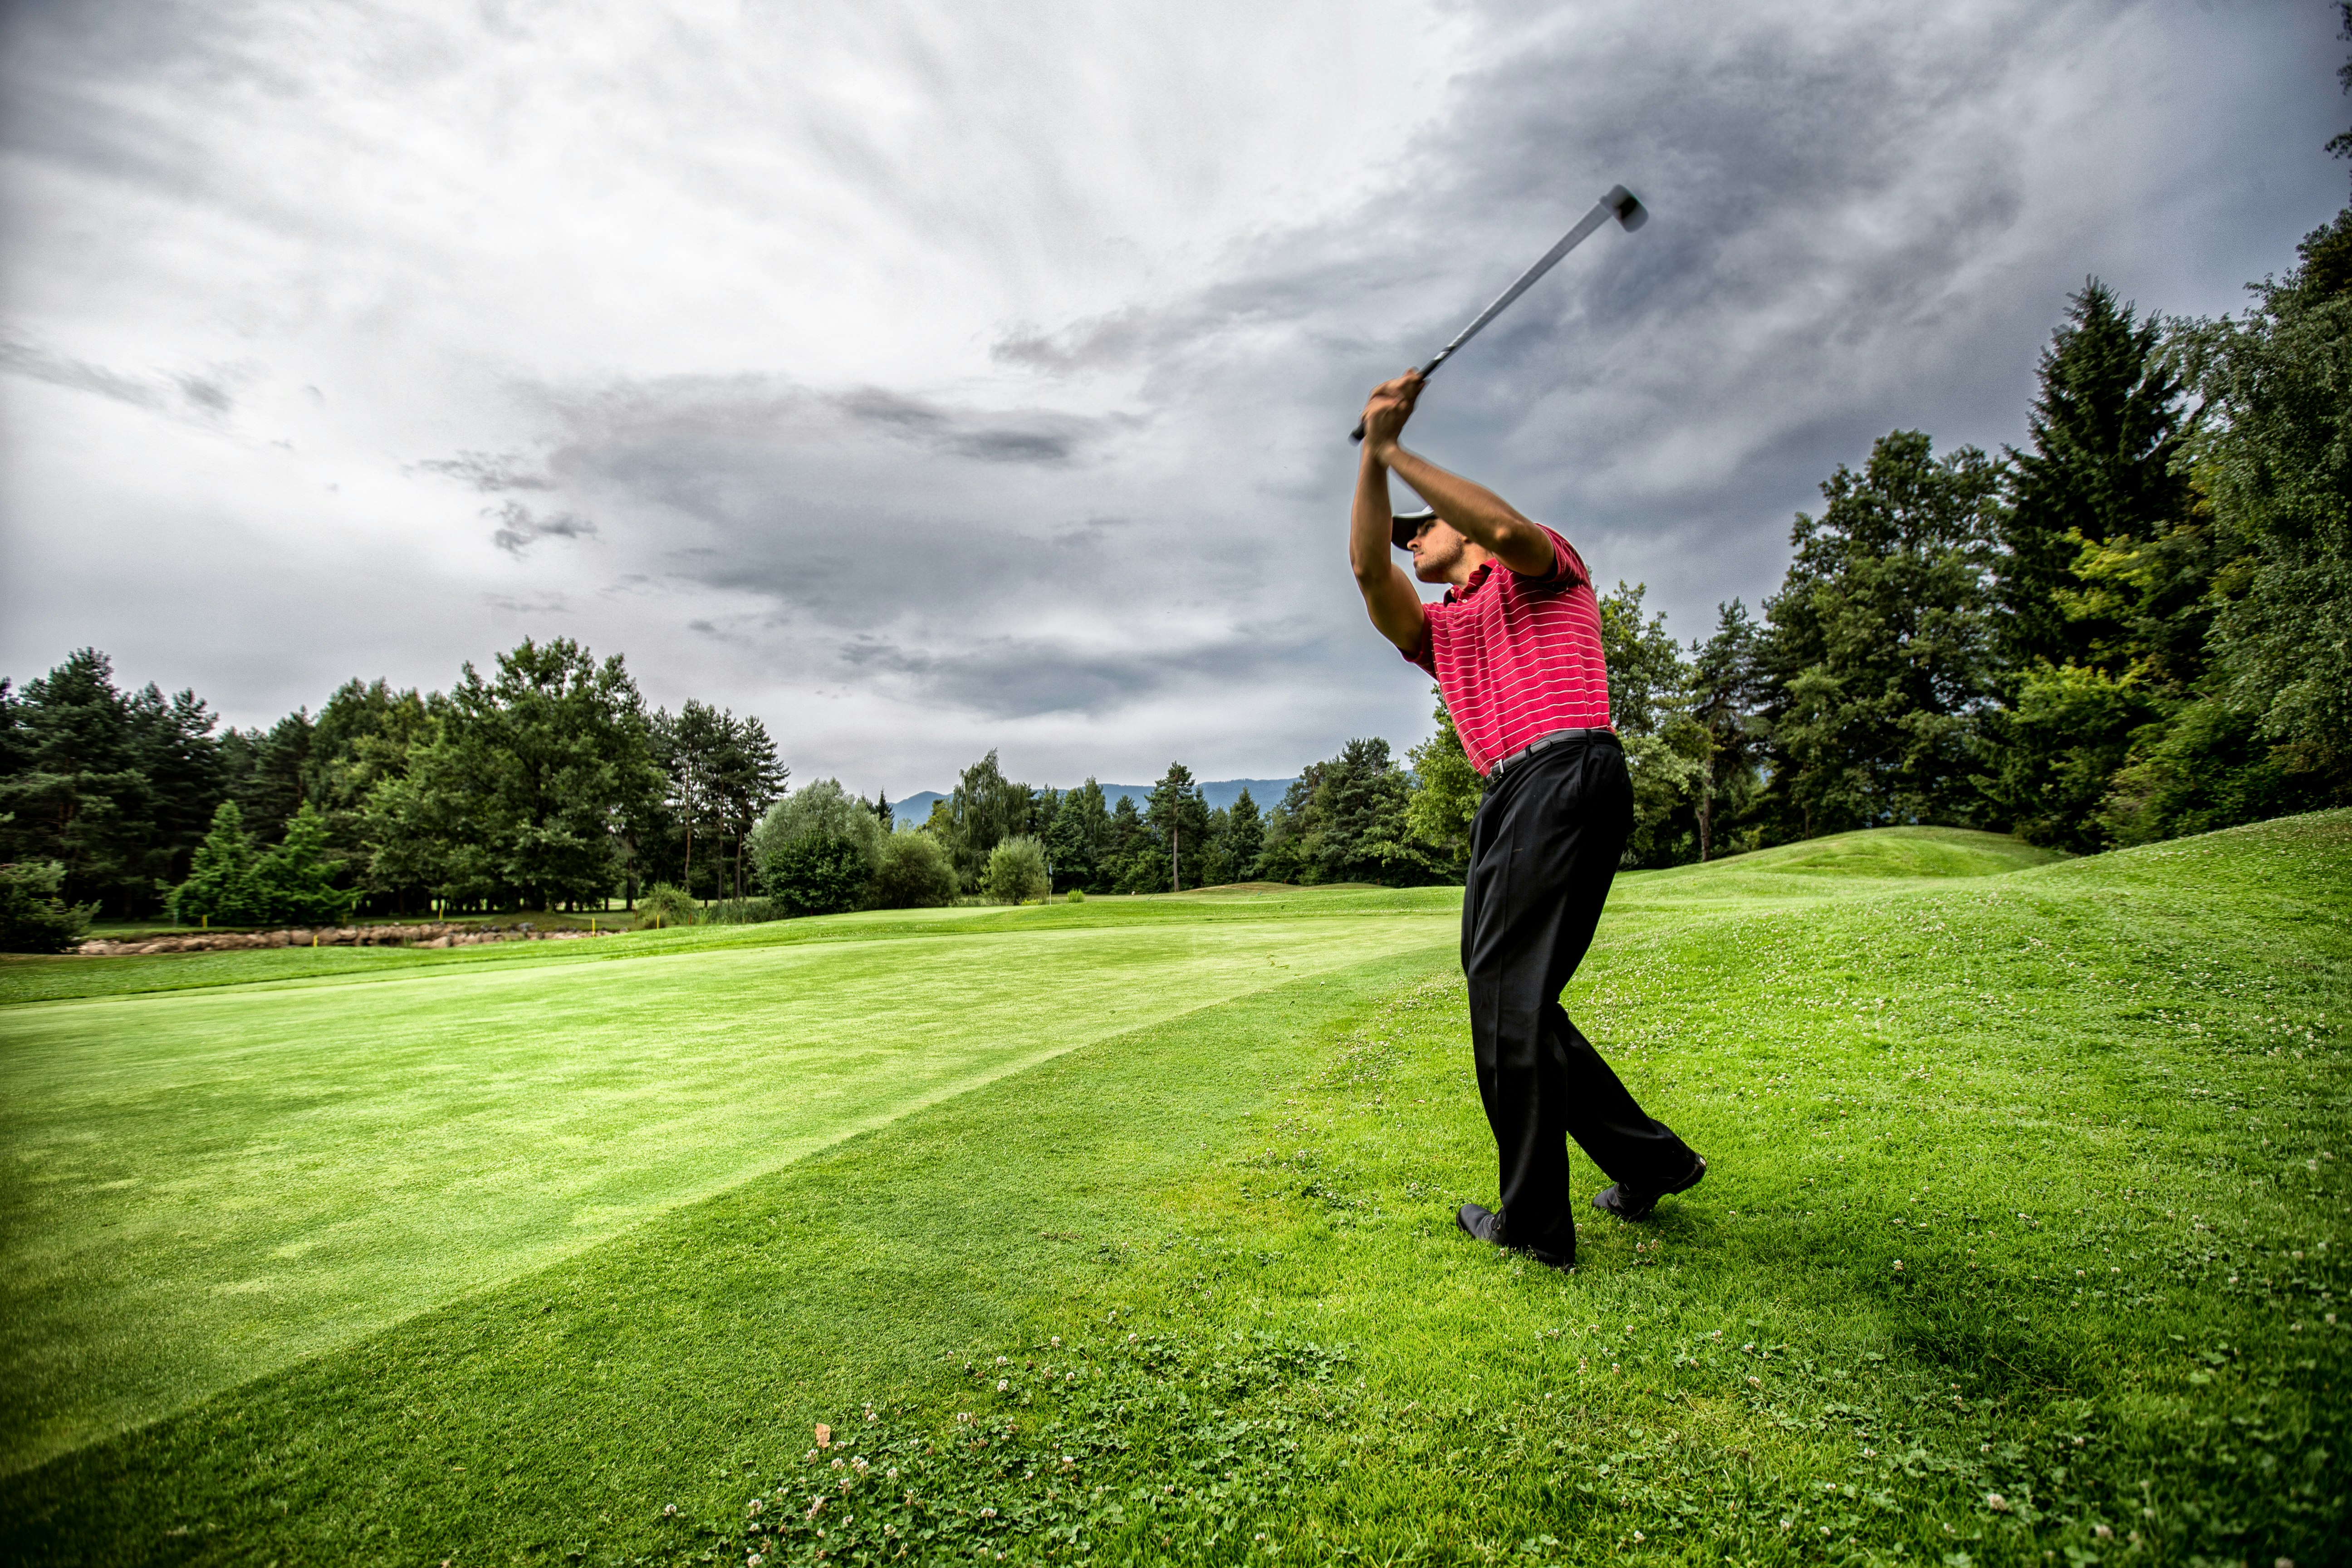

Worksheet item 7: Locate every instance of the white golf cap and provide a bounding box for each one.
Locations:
[1391,508,1437,550]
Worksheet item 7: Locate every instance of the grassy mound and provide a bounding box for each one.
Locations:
[1,818,2344,1566]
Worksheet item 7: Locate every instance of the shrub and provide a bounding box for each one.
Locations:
[869,830,959,909]
[763,833,872,917]
[751,781,886,915]
[701,897,780,925]
[636,882,698,929]
[982,835,1049,905]
[0,862,97,953]
[1067,888,1084,903]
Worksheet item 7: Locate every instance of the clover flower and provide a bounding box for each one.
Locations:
[997,1379,1009,1392]
[1987,1493,2009,1511]
[663,1504,678,1517]
[980,1507,998,1519]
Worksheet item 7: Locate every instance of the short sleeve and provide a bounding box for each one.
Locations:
[1511,524,1588,589]
[1400,608,1436,675]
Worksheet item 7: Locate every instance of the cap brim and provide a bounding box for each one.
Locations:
[1391,508,1436,550]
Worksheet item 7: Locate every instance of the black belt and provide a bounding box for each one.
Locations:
[1487,726,1617,780]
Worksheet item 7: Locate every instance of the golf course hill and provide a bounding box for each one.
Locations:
[1,811,2344,1566]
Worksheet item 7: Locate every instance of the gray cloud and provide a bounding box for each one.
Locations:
[416,451,554,492]
[488,500,598,555]
[0,336,240,421]
[0,336,167,409]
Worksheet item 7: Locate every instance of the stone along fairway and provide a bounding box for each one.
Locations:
[0,818,2345,1566]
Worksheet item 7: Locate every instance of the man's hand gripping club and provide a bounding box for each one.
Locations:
[1350,369,1558,655]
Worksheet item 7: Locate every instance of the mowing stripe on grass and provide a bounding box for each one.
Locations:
[0,910,1455,1474]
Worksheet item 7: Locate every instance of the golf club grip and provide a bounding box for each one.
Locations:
[1350,354,1444,442]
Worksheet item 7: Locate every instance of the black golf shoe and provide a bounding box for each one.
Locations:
[1456,1202,1574,1270]
[1591,1152,1707,1223]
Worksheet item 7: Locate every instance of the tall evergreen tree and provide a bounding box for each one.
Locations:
[1994,280,2192,670]
[1222,787,1266,884]
[1142,762,1210,892]
[1977,281,2202,848]
[221,710,316,843]
[170,801,263,925]
[0,649,156,912]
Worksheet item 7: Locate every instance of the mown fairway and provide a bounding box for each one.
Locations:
[2,819,2346,1567]
[0,895,1460,1473]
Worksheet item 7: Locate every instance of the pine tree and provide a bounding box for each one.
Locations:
[171,801,262,925]
[1995,280,2191,671]
[1978,282,2200,848]
[247,803,358,923]
[1143,763,1210,891]
[1223,788,1266,883]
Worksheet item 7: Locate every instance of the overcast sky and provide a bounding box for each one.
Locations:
[2,0,2343,798]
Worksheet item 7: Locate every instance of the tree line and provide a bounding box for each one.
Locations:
[1552,202,2349,867]
[5,167,2346,943]
[0,637,797,934]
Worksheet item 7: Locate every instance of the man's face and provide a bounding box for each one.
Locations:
[1407,518,1472,583]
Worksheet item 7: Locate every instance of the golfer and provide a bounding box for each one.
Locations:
[1350,369,1704,1269]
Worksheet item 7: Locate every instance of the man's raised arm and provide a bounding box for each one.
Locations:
[1358,372,1556,581]
[1350,372,1432,654]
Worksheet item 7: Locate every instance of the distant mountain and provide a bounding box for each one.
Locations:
[889,778,1295,828]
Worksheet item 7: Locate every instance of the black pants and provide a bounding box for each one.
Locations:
[1462,733,1694,1259]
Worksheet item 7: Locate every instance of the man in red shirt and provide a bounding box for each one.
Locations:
[1350,369,1704,1269]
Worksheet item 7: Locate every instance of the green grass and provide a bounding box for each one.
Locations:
[1,819,2344,1566]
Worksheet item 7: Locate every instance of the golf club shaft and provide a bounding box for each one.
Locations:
[1350,193,1620,443]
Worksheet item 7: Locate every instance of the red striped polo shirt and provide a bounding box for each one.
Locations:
[1405,524,1611,775]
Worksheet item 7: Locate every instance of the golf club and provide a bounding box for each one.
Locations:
[1350,183,1647,442]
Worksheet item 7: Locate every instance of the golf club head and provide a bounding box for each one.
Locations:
[1605,185,1647,231]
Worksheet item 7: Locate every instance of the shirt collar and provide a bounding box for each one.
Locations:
[1444,560,1496,604]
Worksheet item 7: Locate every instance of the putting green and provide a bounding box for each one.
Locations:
[0,906,1454,1473]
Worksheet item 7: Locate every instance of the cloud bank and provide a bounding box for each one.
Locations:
[1,0,2342,795]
